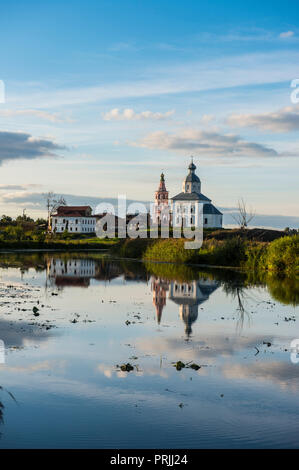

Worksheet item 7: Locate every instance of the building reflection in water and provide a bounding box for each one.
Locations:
[151,278,169,324]
[47,258,96,287]
[47,256,219,336]
[151,277,219,336]
[47,256,146,289]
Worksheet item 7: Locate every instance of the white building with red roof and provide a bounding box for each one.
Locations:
[50,206,97,234]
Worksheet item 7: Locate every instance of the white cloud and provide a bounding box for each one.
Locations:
[130,128,278,158]
[222,361,299,390]
[102,108,175,121]
[0,109,73,123]
[279,31,294,38]
[226,104,299,133]
[0,184,41,190]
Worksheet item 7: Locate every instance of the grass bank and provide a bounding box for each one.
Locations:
[0,237,118,251]
[113,234,298,277]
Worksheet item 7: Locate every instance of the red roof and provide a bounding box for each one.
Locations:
[58,206,91,210]
[54,206,92,217]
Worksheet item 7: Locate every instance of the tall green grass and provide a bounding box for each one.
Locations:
[142,234,298,277]
[143,239,195,263]
[263,234,298,276]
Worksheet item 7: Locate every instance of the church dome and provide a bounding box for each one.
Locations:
[185,160,200,183]
[185,172,200,183]
[181,159,201,194]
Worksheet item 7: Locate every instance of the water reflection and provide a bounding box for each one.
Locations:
[42,254,299,337]
[46,256,224,335]
[46,256,124,287]
[170,279,219,336]
[0,252,297,307]
[0,252,298,448]
[47,258,96,287]
[152,277,219,336]
[151,277,169,324]
[0,387,17,436]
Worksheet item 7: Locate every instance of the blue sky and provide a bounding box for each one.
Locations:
[0,0,298,227]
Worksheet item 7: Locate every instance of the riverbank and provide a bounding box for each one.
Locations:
[113,233,299,277]
[0,237,117,251]
[0,228,297,277]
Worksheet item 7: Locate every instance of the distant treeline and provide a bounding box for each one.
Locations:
[0,214,115,249]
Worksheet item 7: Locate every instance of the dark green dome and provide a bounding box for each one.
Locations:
[185,172,200,183]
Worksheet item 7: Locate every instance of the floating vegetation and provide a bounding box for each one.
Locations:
[189,363,201,371]
[117,363,134,372]
[32,306,39,316]
[172,361,201,371]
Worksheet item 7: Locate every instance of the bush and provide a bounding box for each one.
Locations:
[113,238,152,259]
[264,234,299,276]
[144,239,195,263]
[194,237,246,266]
[245,242,268,271]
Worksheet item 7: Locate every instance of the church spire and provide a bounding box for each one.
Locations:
[188,156,196,172]
[154,171,169,224]
[183,157,201,194]
[158,171,166,192]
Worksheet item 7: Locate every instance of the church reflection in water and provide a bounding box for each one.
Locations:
[47,256,219,336]
[152,277,219,336]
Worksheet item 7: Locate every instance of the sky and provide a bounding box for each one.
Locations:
[0,0,298,228]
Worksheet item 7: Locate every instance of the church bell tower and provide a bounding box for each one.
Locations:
[154,172,169,224]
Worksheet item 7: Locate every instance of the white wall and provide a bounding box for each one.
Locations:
[51,216,96,233]
[171,201,222,228]
[48,259,96,277]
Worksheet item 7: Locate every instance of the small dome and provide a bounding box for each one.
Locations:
[185,172,200,183]
[186,158,200,183]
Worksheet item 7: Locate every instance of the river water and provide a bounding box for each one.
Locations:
[0,252,298,448]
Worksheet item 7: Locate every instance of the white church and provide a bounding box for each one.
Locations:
[154,159,222,229]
